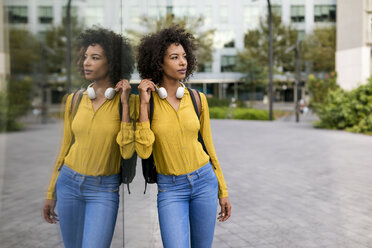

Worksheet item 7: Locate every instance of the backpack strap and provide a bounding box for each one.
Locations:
[119,95,138,194]
[188,88,201,118]
[71,89,84,119]
[143,93,155,194]
[149,93,154,124]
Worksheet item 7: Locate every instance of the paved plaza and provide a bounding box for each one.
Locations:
[1,116,372,248]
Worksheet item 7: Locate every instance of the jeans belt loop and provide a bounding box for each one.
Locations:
[172,176,176,184]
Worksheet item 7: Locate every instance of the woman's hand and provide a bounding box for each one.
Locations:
[138,79,155,105]
[43,199,58,224]
[115,79,131,104]
[217,197,231,222]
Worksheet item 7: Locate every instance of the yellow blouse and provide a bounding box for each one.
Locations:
[135,88,228,198]
[46,91,135,200]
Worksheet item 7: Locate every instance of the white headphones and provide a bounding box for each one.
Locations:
[87,83,116,100]
[155,82,185,99]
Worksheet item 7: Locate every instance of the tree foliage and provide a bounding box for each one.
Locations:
[127,14,215,69]
[0,78,32,131]
[307,73,338,112]
[9,29,41,75]
[239,14,298,73]
[44,17,84,74]
[315,77,372,134]
[236,14,297,102]
[302,26,336,72]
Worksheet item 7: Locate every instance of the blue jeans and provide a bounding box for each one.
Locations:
[157,162,218,248]
[56,165,120,248]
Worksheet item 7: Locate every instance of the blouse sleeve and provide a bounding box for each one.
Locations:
[134,95,155,159]
[199,93,229,199]
[116,94,136,159]
[46,93,73,200]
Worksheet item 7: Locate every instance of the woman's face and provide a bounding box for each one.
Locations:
[83,44,109,82]
[161,43,188,82]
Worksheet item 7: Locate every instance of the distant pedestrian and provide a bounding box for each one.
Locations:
[135,26,231,248]
[43,27,135,248]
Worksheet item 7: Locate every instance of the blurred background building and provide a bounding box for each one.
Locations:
[9,0,369,118]
[336,0,372,90]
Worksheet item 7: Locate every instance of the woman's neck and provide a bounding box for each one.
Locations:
[160,78,180,98]
[92,77,112,98]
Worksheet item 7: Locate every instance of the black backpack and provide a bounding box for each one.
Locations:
[141,88,211,193]
[71,90,138,193]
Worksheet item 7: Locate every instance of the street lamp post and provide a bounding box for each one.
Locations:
[66,0,72,93]
[294,40,302,123]
[267,0,274,121]
[285,40,302,123]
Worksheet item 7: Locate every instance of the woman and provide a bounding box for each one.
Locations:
[135,26,231,248]
[42,27,135,248]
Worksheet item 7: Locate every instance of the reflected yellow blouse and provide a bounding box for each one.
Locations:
[46,92,135,200]
[135,88,228,198]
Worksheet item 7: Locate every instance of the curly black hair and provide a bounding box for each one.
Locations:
[76,27,135,85]
[137,26,197,84]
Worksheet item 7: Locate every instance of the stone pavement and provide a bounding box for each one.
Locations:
[1,117,372,248]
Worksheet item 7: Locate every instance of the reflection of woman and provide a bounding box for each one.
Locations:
[136,26,231,248]
[42,27,134,248]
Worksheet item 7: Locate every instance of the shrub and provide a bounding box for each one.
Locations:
[0,79,32,132]
[209,107,227,119]
[207,97,246,108]
[307,73,338,113]
[207,98,230,107]
[234,108,270,120]
[315,77,372,133]
[209,106,271,120]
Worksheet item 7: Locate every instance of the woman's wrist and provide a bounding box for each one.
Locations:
[139,102,149,122]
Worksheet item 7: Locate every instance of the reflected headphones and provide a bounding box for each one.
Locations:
[155,82,185,99]
[87,83,116,100]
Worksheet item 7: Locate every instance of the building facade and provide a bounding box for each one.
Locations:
[3,0,337,100]
[336,0,372,90]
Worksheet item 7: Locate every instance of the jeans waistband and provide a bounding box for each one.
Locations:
[61,164,120,184]
[157,162,213,183]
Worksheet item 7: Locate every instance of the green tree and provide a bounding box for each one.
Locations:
[44,17,84,86]
[9,29,41,75]
[235,53,266,104]
[240,14,298,73]
[303,26,336,72]
[307,73,338,112]
[127,14,215,70]
[236,14,297,103]
[0,78,32,131]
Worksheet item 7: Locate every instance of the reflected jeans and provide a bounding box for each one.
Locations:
[56,165,120,248]
[157,162,218,248]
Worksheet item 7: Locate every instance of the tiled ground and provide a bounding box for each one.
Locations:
[1,118,372,248]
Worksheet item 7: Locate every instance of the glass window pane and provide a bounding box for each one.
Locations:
[6,6,28,24]
[291,5,305,23]
[38,6,53,24]
[314,5,336,23]
[244,5,260,30]
[84,6,104,27]
[221,55,237,72]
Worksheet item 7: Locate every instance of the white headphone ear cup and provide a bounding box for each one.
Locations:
[87,85,96,99]
[158,87,167,99]
[104,87,116,100]
[176,86,185,99]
